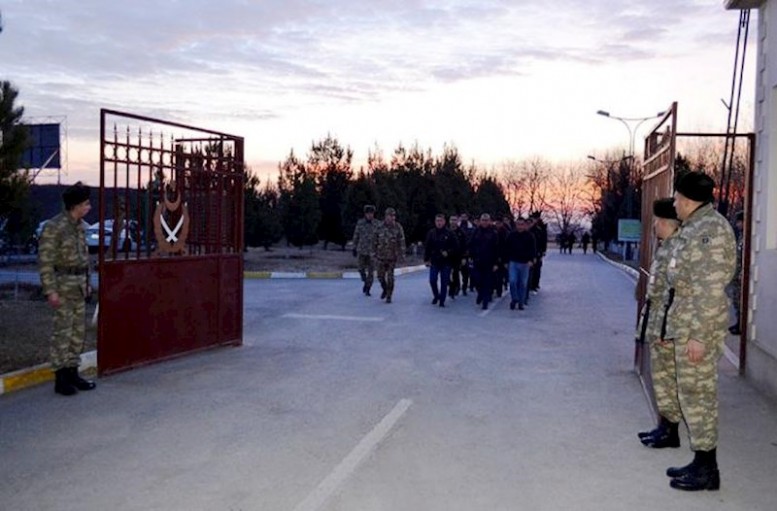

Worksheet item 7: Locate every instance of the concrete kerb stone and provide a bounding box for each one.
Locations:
[0,350,97,397]
[1,266,427,397]
[596,252,640,280]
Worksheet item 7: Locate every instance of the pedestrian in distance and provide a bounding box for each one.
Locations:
[373,207,406,304]
[581,231,591,254]
[636,198,683,449]
[504,217,536,311]
[38,182,97,396]
[424,214,457,307]
[528,211,547,292]
[662,171,736,491]
[352,204,378,296]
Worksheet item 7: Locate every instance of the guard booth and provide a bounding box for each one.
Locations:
[97,110,245,375]
[636,102,754,411]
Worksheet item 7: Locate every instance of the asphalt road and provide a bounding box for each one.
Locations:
[1,251,776,510]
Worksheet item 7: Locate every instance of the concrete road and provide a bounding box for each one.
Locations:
[2,252,776,510]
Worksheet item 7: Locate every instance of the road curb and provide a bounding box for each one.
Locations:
[0,350,97,397]
[596,252,639,280]
[244,265,426,280]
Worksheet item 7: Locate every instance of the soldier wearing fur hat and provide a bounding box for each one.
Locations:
[38,182,97,396]
[636,198,682,449]
[661,171,736,491]
[352,204,377,296]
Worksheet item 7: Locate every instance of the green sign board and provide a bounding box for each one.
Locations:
[618,219,642,242]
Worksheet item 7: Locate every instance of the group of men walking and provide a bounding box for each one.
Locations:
[636,171,737,492]
[351,206,548,312]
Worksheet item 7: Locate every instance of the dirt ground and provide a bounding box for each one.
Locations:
[0,244,422,375]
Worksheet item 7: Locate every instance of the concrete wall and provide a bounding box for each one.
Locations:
[745,2,777,399]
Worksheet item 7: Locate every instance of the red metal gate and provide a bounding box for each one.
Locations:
[97,110,244,375]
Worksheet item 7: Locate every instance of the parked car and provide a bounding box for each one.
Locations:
[86,219,140,253]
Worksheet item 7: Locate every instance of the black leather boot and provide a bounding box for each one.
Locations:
[54,368,77,396]
[67,367,96,391]
[670,449,720,491]
[640,417,680,448]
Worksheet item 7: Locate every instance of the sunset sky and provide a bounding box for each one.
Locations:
[0,1,756,185]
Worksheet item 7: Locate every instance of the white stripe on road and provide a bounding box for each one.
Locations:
[292,399,413,511]
[478,293,507,317]
[282,313,384,322]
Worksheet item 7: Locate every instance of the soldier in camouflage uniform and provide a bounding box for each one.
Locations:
[38,182,97,396]
[727,210,744,335]
[352,204,377,296]
[662,172,736,491]
[373,207,405,303]
[636,198,682,449]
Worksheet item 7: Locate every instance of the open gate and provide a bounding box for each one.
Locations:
[97,110,245,375]
[637,102,755,414]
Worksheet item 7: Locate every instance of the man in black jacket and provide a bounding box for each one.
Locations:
[469,213,500,310]
[424,214,458,307]
[448,215,467,299]
[504,217,537,310]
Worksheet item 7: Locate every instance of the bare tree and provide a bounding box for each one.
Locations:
[545,164,587,236]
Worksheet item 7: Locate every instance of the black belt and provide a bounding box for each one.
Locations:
[54,266,88,276]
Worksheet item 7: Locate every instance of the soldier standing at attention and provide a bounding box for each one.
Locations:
[636,198,682,449]
[38,182,97,396]
[663,171,736,491]
[352,204,377,296]
[373,207,406,304]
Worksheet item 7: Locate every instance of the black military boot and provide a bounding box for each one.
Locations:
[640,417,680,448]
[670,449,720,491]
[54,368,77,396]
[67,367,96,391]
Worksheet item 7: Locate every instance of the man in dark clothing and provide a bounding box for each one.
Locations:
[448,215,467,299]
[504,217,537,310]
[469,213,500,310]
[529,212,547,291]
[581,232,591,254]
[494,217,511,297]
[424,214,458,307]
[458,213,475,294]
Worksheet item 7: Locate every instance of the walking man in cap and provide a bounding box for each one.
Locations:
[373,207,406,303]
[662,171,736,491]
[637,198,683,449]
[38,182,97,396]
[352,204,377,296]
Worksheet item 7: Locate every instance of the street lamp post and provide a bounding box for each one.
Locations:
[596,109,665,260]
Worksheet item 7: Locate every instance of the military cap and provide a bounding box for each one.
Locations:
[62,182,91,210]
[652,198,678,220]
[384,207,396,216]
[675,171,715,203]
[363,204,376,213]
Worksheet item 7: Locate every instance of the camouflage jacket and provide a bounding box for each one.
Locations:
[637,232,680,341]
[38,211,90,296]
[664,204,736,344]
[373,221,406,261]
[352,218,377,256]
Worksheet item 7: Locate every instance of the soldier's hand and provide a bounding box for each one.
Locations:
[47,292,61,309]
[686,339,706,363]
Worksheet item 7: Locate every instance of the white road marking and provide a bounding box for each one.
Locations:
[478,293,507,317]
[292,398,413,511]
[282,313,384,322]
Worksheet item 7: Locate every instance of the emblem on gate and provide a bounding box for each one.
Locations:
[153,180,190,255]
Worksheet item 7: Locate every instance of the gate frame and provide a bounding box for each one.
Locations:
[636,102,755,415]
[97,109,245,376]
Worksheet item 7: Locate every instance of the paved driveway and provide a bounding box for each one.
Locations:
[1,252,776,510]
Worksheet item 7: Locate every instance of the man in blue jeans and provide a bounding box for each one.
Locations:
[424,214,458,307]
[504,217,537,310]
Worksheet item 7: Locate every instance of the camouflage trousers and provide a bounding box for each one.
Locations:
[674,336,724,451]
[357,254,375,288]
[376,259,397,296]
[50,278,86,371]
[649,339,682,424]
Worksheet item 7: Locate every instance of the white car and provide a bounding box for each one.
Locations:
[86,219,139,253]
